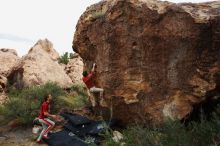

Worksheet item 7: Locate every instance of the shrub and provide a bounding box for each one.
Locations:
[189,121,214,146]
[122,125,161,146]
[58,52,69,65]
[0,82,65,125]
[160,120,191,146]
[69,84,89,108]
[7,82,65,100]
[103,106,220,146]
[70,84,88,97]
[69,53,74,59]
[211,106,220,145]
[103,125,161,146]
[0,83,91,125]
[103,129,121,146]
[58,52,74,65]
[189,106,220,146]
[55,94,89,110]
[91,11,105,19]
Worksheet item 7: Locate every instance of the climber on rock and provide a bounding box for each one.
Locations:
[82,63,104,107]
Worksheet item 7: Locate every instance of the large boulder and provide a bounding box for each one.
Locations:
[0,48,20,76]
[65,53,84,84]
[9,40,73,88]
[0,49,20,92]
[30,39,60,61]
[73,0,220,124]
[0,75,7,92]
[0,75,7,105]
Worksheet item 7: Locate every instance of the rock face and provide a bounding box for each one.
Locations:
[0,49,18,104]
[65,53,84,84]
[29,39,60,61]
[9,39,73,88]
[73,0,220,124]
[0,49,20,76]
[0,75,7,92]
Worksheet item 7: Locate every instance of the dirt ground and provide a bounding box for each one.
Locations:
[0,127,48,146]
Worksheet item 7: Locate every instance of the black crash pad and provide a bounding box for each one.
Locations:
[78,121,107,135]
[42,113,115,146]
[60,112,91,126]
[44,130,88,146]
[63,121,107,145]
[64,121,107,136]
[64,122,85,137]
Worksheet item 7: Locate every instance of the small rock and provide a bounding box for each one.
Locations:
[0,136,6,141]
[112,131,123,143]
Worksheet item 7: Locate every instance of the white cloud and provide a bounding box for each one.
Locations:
[0,33,33,43]
[0,39,34,55]
[0,0,215,56]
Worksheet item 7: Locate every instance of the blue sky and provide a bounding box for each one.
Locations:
[0,0,215,56]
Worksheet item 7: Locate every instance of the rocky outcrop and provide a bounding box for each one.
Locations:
[65,53,84,84]
[0,49,20,93]
[0,75,7,104]
[0,49,20,76]
[29,39,60,61]
[0,75,7,92]
[73,0,220,124]
[9,40,73,88]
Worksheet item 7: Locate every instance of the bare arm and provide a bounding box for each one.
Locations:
[91,63,96,72]
[44,111,56,119]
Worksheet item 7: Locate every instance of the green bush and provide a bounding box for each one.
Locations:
[122,125,161,146]
[103,125,161,146]
[160,120,191,146]
[0,82,65,125]
[103,106,220,146]
[69,53,74,59]
[212,105,220,135]
[189,106,220,146]
[69,84,89,108]
[58,52,74,65]
[90,7,107,20]
[55,94,89,110]
[58,52,69,65]
[103,129,121,146]
[91,11,105,19]
[7,82,65,100]
[70,84,88,97]
[0,83,91,125]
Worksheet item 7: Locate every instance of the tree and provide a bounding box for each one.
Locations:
[58,52,69,65]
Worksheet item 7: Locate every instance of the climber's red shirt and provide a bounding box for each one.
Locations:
[39,101,49,119]
[82,72,95,89]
